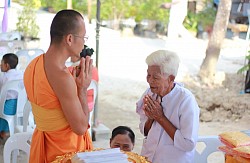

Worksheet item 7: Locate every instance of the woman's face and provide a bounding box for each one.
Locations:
[110,134,134,151]
[146,65,172,97]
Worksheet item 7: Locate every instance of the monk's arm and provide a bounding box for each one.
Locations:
[50,72,90,135]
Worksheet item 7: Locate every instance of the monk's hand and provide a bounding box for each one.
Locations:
[143,95,164,120]
[73,56,93,90]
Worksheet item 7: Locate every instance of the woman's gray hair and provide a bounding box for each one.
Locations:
[146,50,180,77]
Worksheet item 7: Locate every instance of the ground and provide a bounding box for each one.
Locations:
[184,73,250,123]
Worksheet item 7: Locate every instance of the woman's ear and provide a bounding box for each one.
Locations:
[169,75,175,82]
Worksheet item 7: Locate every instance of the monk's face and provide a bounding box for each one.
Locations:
[71,17,86,58]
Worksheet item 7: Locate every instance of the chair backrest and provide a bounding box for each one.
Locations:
[0,31,21,41]
[22,100,35,132]
[194,135,223,163]
[15,83,28,126]
[16,48,44,70]
[0,79,27,136]
[15,100,35,133]
[87,80,98,138]
[3,132,32,163]
[0,46,9,59]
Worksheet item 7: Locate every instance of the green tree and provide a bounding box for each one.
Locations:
[98,0,130,29]
[135,0,170,24]
[40,0,87,14]
[90,0,169,30]
[16,0,40,38]
[41,0,67,12]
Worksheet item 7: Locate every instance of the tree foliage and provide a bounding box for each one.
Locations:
[134,0,170,23]
[90,0,170,26]
[16,0,40,38]
[40,0,88,14]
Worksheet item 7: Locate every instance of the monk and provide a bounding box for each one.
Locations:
[24,10,93,162]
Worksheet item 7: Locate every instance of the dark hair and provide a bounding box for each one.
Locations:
[50,9,84,44]
[2,53,18,69]
[111,126,135,144]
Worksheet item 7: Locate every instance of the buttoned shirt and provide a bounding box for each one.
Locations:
[136,82,200,163]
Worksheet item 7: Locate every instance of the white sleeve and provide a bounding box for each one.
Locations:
[136,88,150,135]
[173,95,200,151]
[0,74,5,91]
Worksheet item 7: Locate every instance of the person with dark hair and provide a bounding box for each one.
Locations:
[24,9,93,162]
[0,53,23,139]
[110,126,135,152]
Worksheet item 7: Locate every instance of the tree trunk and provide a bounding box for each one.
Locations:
[87,0,92,24]
[199,0,232,82]
[67,0,72,9]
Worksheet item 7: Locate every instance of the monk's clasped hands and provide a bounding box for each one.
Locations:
[73,56,93,90]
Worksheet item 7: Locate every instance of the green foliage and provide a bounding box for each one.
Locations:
[16,0,40,38]
[237,52,250,74]
[197,6,217,29]
[13,0,41,9]
[133,0,169,23]
[183,11,199,33]
[40,0,66,12]
[40,0,87,14]
[183,0,217,33]
[91,0,169,27]
[98,0,130,20]
[72,0,88,15]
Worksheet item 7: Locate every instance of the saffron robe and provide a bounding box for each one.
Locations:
[24,55,93,162]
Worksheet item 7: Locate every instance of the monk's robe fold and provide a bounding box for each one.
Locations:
[24,55,93,163]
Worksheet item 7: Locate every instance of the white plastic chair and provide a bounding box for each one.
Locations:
[194,135,223,163]
[15,100,35,133]
[0,31,21,41]
[3,132,32,163]
[0,46,9,59]
[0,79,27,136]
[87,80,98,138]
[16,48,44,70]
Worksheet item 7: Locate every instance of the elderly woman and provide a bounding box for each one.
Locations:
[136,50,200,163]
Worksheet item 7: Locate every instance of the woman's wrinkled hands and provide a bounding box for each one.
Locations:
[143,95,164,121]
[72,56,93,90]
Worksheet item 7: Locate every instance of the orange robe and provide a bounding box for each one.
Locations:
[24,55,93,163]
